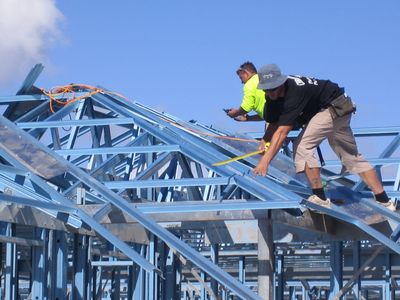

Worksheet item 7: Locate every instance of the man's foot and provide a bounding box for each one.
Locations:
[307,195,331,208]
[377,200,397,212]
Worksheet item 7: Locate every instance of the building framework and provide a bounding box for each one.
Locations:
[0,65,398,299]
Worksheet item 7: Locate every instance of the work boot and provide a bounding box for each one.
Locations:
[307,195,331,208]
[377,200,397,212]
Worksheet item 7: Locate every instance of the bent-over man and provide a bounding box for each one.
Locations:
[252,64,395,211]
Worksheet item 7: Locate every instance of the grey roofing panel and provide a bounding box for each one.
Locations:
[0,121,68,179]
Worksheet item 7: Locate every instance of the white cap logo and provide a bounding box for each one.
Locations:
[263,73,274,79]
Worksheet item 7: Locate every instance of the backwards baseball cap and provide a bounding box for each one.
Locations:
[257,64,288,90]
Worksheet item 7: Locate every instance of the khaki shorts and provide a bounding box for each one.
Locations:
[293,108,372,174]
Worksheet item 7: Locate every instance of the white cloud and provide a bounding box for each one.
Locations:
[0,0,63,86]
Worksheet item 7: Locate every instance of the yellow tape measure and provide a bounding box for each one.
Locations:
[212,142,270,166]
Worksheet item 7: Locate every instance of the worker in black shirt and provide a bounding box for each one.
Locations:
[252,64,395,211]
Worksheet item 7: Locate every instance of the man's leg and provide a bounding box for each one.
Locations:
[293,109,333,205]
[304,164,323,189]
[327,112,394,209]
[304,164,328,201]
[359,169,392,204]
[359,169,394,210]
[359,169,384,195]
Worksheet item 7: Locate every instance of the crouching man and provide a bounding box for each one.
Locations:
[252,64,395,211]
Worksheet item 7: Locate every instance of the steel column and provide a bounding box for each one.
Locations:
[329,241,343,300]
[384,252,392,299]
[238,256,245,284]
[257,216,274,299]
[147,235,157,300]
[275,254,284,300]
[4,223,17,300]
[49,230,67,300]
[210,244,219,299]
[31,228,49,300]
[72,234,89,300]
[200,272,207,300]
[352,241,361,299]
[164,247,178,300]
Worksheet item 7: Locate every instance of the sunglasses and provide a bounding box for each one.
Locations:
[236,68,249,75]
[265,86,280,92]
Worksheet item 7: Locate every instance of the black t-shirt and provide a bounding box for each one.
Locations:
[264,75,344,126]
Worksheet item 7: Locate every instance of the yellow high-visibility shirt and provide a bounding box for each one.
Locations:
[240,74,267,119]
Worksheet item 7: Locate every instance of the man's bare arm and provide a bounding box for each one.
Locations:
[263,125,293,164]
[262,123,279,142]
[246,114,263,121]
[253,124,293,176]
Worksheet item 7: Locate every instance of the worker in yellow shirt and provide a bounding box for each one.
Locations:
[225,62,267,122]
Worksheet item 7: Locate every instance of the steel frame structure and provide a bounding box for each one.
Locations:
[0,64,398,299]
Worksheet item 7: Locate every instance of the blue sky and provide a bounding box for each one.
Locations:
[3,0,400,134]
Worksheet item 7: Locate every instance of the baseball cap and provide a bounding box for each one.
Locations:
[257,64,288,90]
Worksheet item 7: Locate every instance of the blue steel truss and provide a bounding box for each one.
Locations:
[0,64,398,299]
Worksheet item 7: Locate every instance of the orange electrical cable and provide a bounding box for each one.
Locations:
[41,84,260,144]
[41,84,109,113]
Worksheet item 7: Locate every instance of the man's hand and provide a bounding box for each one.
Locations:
[253,142,271,176]
[252,160,268,176]
[233,115,248,122]
[257,140,270,152]
[224,108,236,117]
[224,107,247,119]
[258,140,266,152]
